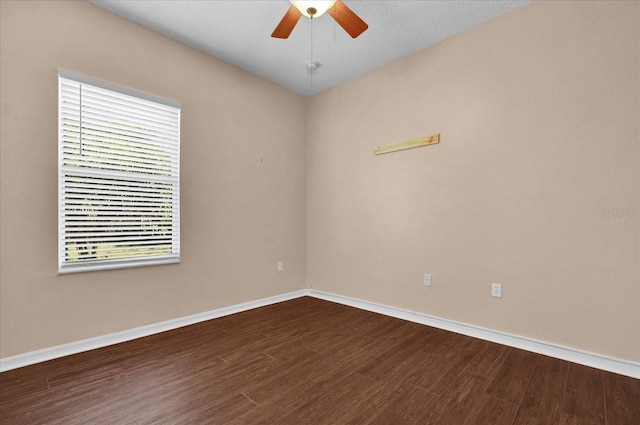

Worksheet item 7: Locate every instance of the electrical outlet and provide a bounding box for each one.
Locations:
[277,262,284,272]
[492,283,502,298]
[423,274,432,286]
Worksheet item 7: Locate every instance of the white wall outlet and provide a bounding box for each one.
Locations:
[492,283,502,298]
[277,261,284,272]
[423,273,432,286]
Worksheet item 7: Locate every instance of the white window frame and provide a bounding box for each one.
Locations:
[58,70,181,273]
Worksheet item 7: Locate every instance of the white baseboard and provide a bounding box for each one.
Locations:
[308,289,640,379]
[2,288,638,379]
[0,290,308,373]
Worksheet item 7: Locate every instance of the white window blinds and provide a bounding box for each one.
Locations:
[58,71,181,273]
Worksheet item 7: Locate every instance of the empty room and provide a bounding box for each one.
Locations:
[0,0,638,424]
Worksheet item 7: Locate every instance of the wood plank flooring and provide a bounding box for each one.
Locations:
[1,296,638,424]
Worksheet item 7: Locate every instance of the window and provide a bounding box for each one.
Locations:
[58,71,181,273]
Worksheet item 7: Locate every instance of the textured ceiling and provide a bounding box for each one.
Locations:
[88,0,532,97]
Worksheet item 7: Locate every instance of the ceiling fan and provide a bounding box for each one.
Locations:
[272,0,368,39]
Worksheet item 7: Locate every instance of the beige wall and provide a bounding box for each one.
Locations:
[307,0,639,362]
[0,0,307,358]
[1,0,638,364]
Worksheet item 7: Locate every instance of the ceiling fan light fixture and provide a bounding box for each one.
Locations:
[290,0,336,18]
[272,0,367,39]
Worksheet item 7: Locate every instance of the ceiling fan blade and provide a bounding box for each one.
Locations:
[328,0,368,38]
[271,5,303,39]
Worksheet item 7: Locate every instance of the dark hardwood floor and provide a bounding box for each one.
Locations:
[1,296,638,424]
